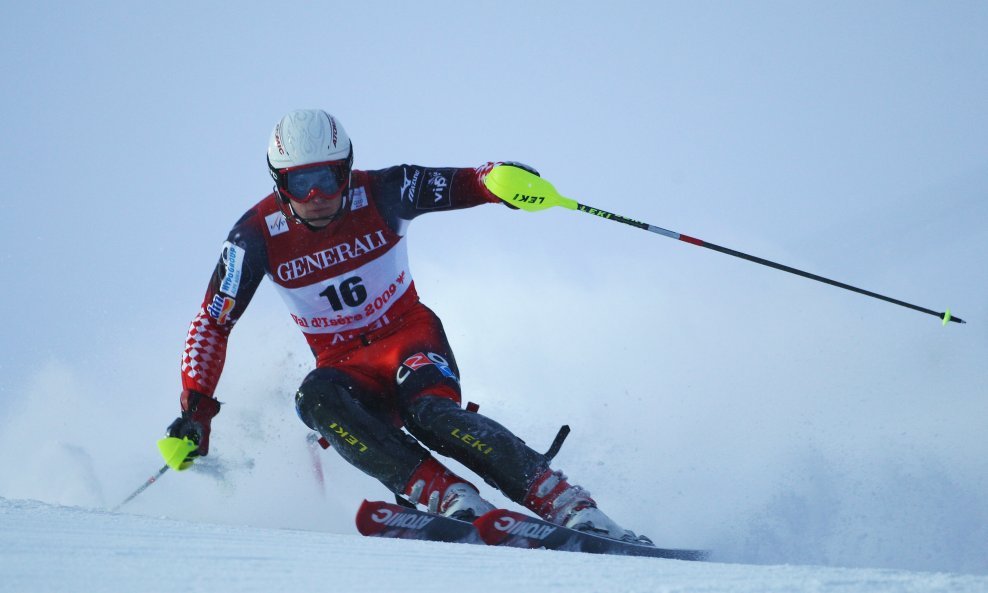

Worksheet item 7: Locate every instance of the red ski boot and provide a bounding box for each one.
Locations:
[404,457,494,521]
[523,469,651,543]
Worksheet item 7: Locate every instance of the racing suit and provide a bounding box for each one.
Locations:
[181,162,551,504]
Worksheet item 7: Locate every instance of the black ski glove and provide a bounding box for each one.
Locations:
[166,389,221,457]
[501,161,540,177]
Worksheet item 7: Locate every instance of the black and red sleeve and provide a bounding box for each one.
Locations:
[180,208,268,397]
[367,162,505,230]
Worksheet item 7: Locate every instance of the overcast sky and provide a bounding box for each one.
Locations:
[1,1,986,575]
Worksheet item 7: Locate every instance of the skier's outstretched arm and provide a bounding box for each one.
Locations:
[166,208,268,460]
[368,161,538,226]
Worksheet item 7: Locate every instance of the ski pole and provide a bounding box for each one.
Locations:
[112,436,199,511]
[484,166,965,326]
[112,464,169,512]
[306,432,329,496]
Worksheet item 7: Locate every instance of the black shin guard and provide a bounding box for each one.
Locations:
[295,369,428,493]
[402,396,550,501]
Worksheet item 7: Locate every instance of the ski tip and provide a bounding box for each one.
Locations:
[680,549,713,562]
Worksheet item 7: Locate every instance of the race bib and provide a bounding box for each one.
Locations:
[273,240,412,333]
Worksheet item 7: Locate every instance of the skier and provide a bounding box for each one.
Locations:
[166,109,646,542]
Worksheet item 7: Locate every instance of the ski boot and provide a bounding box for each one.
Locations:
[524,470,652,544]
[404,457,495,521]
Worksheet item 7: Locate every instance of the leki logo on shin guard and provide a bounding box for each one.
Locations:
[370,508,435,530]
[493,516,556,540]
[329,422,368,453]
[450,428,493,455]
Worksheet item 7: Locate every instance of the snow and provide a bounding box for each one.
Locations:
[2,497,984,593]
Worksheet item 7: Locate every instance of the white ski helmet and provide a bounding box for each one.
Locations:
[266,109,354,227]
[267,109,351,169]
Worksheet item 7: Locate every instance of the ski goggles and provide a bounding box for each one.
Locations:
[273,156,352,203]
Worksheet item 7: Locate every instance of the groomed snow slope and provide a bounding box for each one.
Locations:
[1,497,983,593]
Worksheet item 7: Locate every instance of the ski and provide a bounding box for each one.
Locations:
[473,508,709,561]
[355,500,483,544]
[356,500,708,560]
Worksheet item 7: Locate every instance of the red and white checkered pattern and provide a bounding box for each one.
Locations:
[181,306,231,395]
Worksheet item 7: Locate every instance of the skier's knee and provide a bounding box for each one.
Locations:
[294,368,356,430]
[402,392,461,428]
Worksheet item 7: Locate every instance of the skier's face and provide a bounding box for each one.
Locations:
[272,157,352,228]
[289,192,345,228]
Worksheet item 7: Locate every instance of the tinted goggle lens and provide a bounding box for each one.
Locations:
[284,165,345,201]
